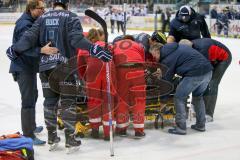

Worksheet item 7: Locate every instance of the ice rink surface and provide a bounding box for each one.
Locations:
[0,25,240,160]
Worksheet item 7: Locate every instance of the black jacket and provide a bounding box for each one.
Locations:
[217,13,230,26]
[12,9,92,72]
[160,42,213,82]
[169,7,211,42]
[10,12,40,73]
[192,38,232,62]
[133,33,151,54]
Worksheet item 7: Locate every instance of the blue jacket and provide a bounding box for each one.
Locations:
[0,136,33,151]
[9,12,40,73]
[160,42,213,82]
[12,10,91,72]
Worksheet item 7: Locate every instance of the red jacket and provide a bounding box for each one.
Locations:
[113,39,145,66]
[77,41,111,80]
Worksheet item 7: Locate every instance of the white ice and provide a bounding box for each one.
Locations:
[0,25,240,160]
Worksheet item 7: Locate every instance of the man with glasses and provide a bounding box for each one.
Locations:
[7,0,57,145]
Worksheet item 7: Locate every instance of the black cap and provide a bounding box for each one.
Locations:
[179,5,191,16]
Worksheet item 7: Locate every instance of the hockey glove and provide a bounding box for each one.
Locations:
[90,44,112,62]
[6,46,18,61]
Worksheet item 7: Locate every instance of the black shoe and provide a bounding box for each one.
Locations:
[134,131,146,139]
[191,125,205,132]
[65,130,81,148]
[168,127,186,135]
[91,129,99,139]
[116,130,127,137]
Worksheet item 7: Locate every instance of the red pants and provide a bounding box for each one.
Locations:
[116,67,146,132]
[86,59,116,137]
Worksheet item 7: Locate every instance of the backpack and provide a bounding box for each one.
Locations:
[0,132,34,160]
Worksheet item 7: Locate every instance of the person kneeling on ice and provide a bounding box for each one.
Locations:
[6,0,112,153]
[179,38,232,122]
[149,43,213,135]
[77,28,116,141]
[113,36,146,138]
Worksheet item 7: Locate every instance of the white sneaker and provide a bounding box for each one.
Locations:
[206,115,213,123]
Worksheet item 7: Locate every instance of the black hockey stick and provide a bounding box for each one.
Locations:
[85,9,114,157]
[85,9,108,49]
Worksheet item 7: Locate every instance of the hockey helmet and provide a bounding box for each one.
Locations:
[151,31,167,44]
[52,0,69,5]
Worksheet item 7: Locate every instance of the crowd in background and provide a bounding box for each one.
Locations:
[0,0,16,8]
[210,5,240,20]
[129,4,148,16]
[210,6,240,37]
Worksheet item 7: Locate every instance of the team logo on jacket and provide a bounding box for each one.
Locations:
[41,53,67,64]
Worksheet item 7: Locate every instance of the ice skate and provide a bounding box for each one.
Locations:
[48,131,61,151]
[65,130,81,154]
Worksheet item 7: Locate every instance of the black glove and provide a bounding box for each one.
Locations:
[89,44,112,62]
[6,46,18,61]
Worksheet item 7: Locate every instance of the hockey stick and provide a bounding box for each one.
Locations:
[85,9,108,47]
[85,9,114,157]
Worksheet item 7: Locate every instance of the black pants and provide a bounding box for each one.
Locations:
[14,72,38,138]
[217,24,229,36]
[110,19,115,33]
[204,56,232,117]
[162,20,170,33]
[39,69,79,133]
[117,21,124,33]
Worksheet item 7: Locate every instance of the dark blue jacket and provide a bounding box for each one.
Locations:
[169,8,211,42]
[160,42,213,82]
[217,13,230,26]
[9,12,40,73]
[12,10,91,72]
[192,38,232,62]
